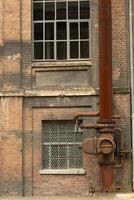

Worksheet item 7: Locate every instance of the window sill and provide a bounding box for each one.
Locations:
[32,60,92,68]
[39,168,86,175]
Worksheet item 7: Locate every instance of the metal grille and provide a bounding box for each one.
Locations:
[42,120,83,169]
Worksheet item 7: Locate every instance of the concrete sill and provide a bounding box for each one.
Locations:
[32,60,92,68]
[39,169,86,175]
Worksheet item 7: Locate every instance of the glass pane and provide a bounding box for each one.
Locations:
[57,42,67,59]
[42,158,49,169]
[45,2,55,20]
[34,23,43,40]
[70,41,79,59]
[59,146,67,158]
[80,41,89,58]
[75,132,82,142]
[69,146,75,158]
[57,22,67,40]
[68,1,78,19]
[51,159,58,169]
[69,159,75,168]
[80,22,89,39]
[45,23,54,40]
[33,3,43,21]
[80,1,90,19]
[45,42,54,59]
[34,42,43,59]
[56,2,66,20]
[75,145,83,158]
[76,158,83,168]
[70,23,78,40]
[43,146,49,158]
[59,159,67,168]
[51,146,58,158]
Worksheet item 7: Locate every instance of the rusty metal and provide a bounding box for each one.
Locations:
[82,138,97,154]
[73,112,99,121]
[98,0,115,192]
[100,162,115,192]
[99,0,113,123]
[97,138,116,155]
[80,123,115,129]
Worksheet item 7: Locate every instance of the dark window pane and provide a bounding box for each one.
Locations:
[33,3,43,20]
[56,2,66,20]
[70,41,78,59]
[68,1,78,19]
[80,1,90,19]
[57,42,67,59]
[34,23,43,40]
[34,42,43,59]
[80,22,89,39]
[57,22,67,40]
[45,2,55,20]
[80,41,89,58]
[45,23,54,40]
[45,42,54,59]
[70,23,78,39]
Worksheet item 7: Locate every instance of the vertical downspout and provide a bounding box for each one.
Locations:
[129,0,134,190]
[99,0,113,122]
[98,0,115,191]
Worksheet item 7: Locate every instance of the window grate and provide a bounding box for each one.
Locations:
[42,120,83,169]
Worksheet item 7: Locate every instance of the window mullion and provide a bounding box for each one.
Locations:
[43,1,45,60]
[78,0,80,59]
[55,0,56,60]
[67,0,69,60]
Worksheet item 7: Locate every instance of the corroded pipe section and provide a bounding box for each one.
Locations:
[73,112,99,121]
[99,0,113,122]
[98,0,115,192]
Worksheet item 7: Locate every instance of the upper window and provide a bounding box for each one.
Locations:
[33,0,90,61]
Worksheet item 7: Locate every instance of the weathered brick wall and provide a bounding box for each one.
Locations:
[0,0,131,196]
[112,0,129,87]
[0,97,23,195]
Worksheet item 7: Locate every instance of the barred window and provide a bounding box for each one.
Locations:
[42,120,83,169]
[33,0,90,61]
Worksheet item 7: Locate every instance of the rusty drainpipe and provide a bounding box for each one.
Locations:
[98,0,115,192]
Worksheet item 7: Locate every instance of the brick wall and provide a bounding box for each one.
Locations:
[0,0,131,196]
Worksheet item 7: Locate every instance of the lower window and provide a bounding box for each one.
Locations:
[42,120,83,170]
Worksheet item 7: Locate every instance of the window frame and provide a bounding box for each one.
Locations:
[41,120,84,174]
[32,0,91,61]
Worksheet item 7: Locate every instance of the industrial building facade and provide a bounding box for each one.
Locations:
[0,0,133,196]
